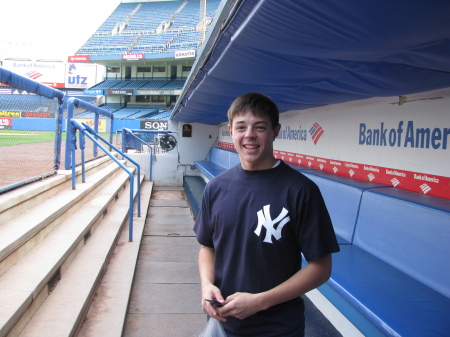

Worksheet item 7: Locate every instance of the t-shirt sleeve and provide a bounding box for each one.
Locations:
[193,185,214,248]
[296,183,340,261]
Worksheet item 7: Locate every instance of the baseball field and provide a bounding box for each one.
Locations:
[0,130,111,189]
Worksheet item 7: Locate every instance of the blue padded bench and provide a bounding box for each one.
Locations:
[183,176,206,219]
[303,185,450,336]
[186,147,240,217]
[294,167,387,245]
[194,147,240,180]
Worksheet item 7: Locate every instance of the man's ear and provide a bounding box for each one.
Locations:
[273,124,281,140]
[228,124,232,136]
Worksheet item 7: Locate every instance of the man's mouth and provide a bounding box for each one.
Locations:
[243,145,259,149]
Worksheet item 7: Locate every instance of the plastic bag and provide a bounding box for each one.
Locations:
[199,317,227,337]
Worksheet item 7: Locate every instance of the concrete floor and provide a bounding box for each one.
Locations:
[123,186,341,337]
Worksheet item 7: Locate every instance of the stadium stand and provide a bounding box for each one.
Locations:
[76,0,221,56]
[0,94,97,114]
[0,94,53,112]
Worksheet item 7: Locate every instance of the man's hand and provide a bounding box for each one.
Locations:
[218,292,264,320]
[201,284,227,321]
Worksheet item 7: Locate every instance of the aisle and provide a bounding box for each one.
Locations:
[123,186,205,337]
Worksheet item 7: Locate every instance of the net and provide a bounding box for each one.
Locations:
[0,92,60,191]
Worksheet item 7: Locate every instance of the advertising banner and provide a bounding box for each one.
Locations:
[65,63,98,89]
[140,120,168,131]
[0,118,12,130]
[84,89,104,95]
[78,119,107,133]
[2,60,65,88]
[21,112,55,118]
[175,50,195,59]
[108,90,133,95]
[137,89,181,95]
[122,54,144,61]
[0,111,21,118]
[68,56,91,63]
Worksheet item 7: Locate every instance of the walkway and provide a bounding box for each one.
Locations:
[123,186,205,336]
[123,186,342,337]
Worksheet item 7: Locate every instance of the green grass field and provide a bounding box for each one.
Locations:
[0,130,114,147]
[0,130,61,146]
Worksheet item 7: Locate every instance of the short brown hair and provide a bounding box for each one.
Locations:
[227,93,279,129]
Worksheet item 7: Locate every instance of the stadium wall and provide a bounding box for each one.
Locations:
[6,118,140,133]
[11,118,57,132]
[217,88,450,200]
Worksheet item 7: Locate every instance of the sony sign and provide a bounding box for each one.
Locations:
[140,120,168,131]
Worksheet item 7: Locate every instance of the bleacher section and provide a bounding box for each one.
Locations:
[89,79,185,91]
[125,2,181,32]
[73,104,171,120]
[0,94,53,112]
[76,0,222,56]
[96,3,138,33]
[0,94,97,113]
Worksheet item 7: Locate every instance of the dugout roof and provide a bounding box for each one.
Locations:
[171,0,450,125]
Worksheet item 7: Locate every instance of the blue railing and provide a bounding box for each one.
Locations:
[65,97,115,170]
[69,119,141,242]
[120,128,172,181]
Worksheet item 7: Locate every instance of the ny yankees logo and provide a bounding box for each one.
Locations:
[254,205,290,243]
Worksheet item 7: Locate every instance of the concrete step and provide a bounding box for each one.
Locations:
[0,156,114,227]
[17,174,146,337]
[0,169,138,337]
[77,180,154,337]
[0,160,125,277]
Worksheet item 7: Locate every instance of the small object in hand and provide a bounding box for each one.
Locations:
[205,298,224,308]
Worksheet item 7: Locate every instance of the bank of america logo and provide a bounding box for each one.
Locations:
[309,122,324,145]
[420,183,431,194]
[25,71,43,80]
[391,178,400,187]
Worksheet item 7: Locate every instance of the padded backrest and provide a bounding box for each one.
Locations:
[354,188,450,298]
[229,151,240,167]
[209,147,231,168]
[301,170,382,244]
[210,147,240,169]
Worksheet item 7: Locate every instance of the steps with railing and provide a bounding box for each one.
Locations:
[0,155,151,337]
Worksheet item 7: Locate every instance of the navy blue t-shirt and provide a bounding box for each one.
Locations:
[194,161,339,336]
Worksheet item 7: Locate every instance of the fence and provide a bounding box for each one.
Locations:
[0,67,115,194]
[0,67,65,193]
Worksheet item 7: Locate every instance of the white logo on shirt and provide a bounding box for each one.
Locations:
[254,205,290,243]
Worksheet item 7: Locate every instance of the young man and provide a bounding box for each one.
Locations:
[194,93,340,336]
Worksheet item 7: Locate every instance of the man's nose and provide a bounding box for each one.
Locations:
[245,126,256,138]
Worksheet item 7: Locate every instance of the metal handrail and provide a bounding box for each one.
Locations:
[65,97,115,170]
[69,119,141,242]
[120,128,172,181]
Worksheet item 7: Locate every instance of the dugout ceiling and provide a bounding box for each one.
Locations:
[171,0,450,125]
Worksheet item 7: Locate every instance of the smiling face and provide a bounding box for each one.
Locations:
[228,110,281,171]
